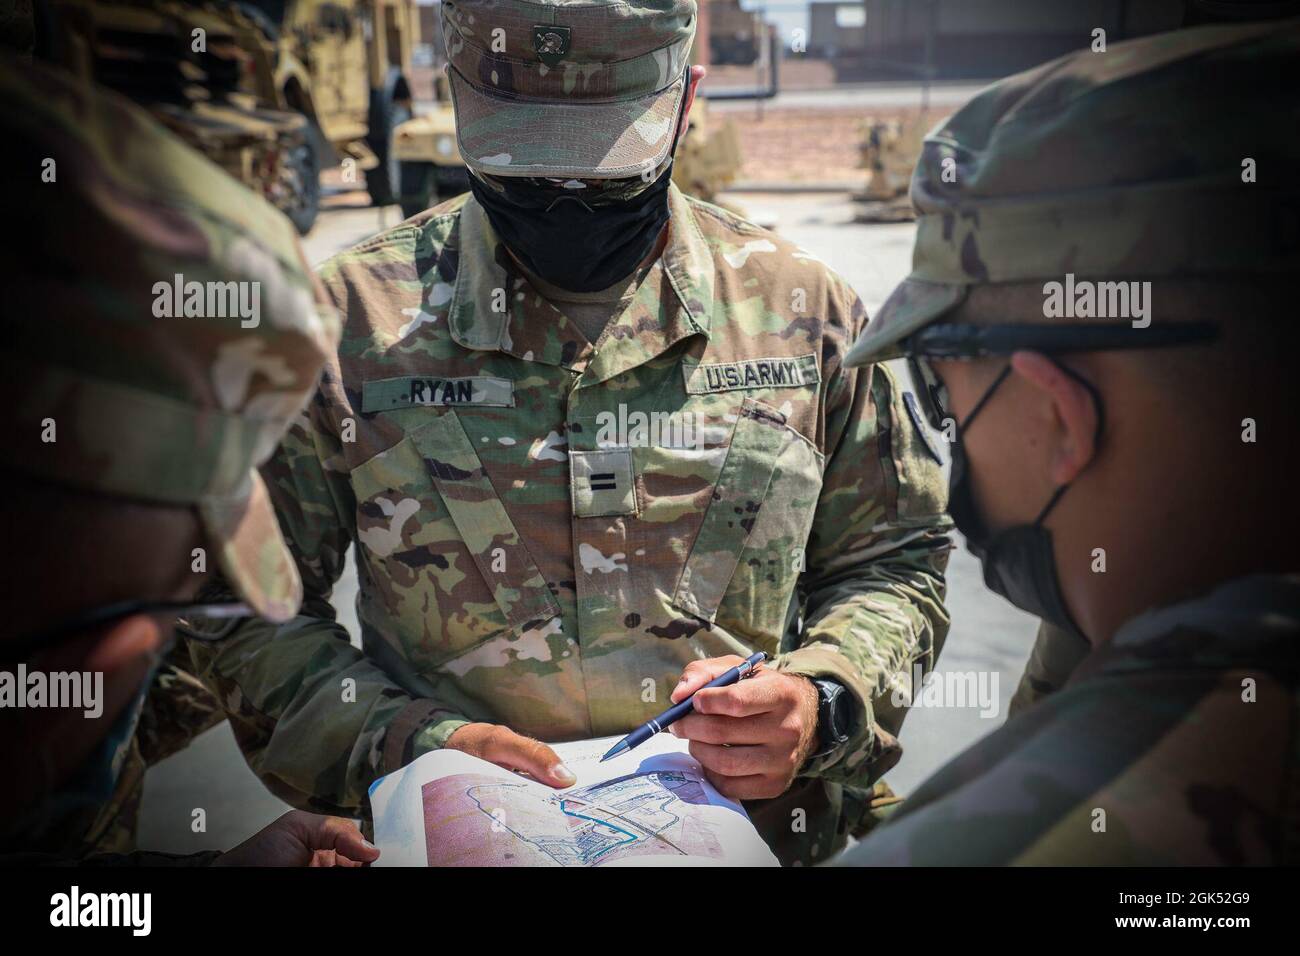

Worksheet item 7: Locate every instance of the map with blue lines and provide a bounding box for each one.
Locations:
[421,769,724,866]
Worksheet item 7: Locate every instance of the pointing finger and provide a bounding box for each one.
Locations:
[485,727,577,789]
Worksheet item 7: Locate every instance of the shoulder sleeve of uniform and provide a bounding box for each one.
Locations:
[776,278,953,792]
[187,287,471,813]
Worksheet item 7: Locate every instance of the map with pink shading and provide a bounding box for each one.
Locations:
[422,769,725,866]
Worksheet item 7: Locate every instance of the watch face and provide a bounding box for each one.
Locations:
[815,679,852,753]
[827,693,850,740]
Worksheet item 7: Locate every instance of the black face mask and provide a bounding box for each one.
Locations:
[468,162,675,293]
[946,362,1102,643]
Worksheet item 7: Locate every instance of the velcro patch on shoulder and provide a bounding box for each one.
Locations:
[683,353,820,394]
[902,391,944,465]
[362,376,515,411]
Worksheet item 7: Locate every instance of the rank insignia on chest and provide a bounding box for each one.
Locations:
[570,449,636,517]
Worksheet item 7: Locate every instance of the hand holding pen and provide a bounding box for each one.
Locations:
[602,652,767,760]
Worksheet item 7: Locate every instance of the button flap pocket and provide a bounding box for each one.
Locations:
[672,398,790,622]
[409,412,559,629]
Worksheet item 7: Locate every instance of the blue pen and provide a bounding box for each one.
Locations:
[600,652,767,762]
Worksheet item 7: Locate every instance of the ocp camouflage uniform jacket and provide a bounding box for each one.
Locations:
[838,575,1300,865]
[191,184,952,866]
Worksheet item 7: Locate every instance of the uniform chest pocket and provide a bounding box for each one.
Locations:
[349,411,559,668]
[671,398,823,638]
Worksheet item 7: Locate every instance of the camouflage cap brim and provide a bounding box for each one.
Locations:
[1,57,339,627]
[198,471,302,623]
[844,278,967,367]
[449,67,687,179]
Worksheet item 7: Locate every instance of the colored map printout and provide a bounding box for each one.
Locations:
[370,734,778,866]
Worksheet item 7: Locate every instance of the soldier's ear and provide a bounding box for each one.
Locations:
[1010,351,1099,487]
[83,615,164,676]
[677,65,706,142]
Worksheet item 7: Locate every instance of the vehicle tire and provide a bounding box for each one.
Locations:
[366,93,411,207]
[282,132,321,235]
[399,161,436,219]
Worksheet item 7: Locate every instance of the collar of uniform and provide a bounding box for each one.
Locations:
[446,183,715,378]
[576,182,716,388]
[1071,573,1300,685]
[446,195,595,371]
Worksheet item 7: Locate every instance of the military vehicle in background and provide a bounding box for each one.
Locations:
[29,0,765,230]
[230,0,421,222]
[32,0,319,229]
[392,69,467,219]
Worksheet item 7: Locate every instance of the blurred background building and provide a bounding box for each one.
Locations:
[802,0,1186,80]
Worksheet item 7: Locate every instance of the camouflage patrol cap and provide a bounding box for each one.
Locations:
[845,19,1300,367]
[442,0,697,179]
[0,57,340,622]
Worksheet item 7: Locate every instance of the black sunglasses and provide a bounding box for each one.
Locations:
[901,321,1218,431]
[5,599,253,665]
[483,171,664,210]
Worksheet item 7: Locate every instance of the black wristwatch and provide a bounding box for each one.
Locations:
[810,678,853,758]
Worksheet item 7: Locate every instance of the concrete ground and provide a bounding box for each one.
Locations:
[139,191,1040,854]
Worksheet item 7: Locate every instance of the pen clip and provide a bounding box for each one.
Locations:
[738,652,767,679]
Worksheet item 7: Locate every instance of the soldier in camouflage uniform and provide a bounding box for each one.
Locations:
[0,55,376,866]
[188,0,952,866]
[0,0,232,863]
[838,19,1299,865]
[1007,621,1089,716]
[1006,0,1300,726]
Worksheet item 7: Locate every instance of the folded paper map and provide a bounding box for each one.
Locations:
[368,733,779,866]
